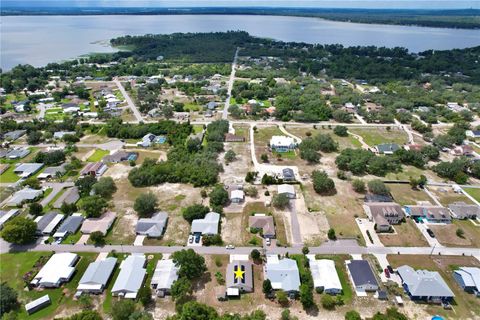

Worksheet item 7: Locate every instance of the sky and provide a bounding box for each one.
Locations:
[2,0,479,9]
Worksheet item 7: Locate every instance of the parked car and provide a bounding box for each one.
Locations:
[387,265,394,274]
[188,236,193,244]
[384,268,390,278]
[265,238,271,246]
[426,229,435,238]
[194,234,201,243]
[225,244,235,250]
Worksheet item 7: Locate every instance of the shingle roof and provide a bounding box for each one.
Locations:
[36,212,64,235]
[249,215,275,237]
[397,265,454,298]
[454,267,480,291]
[136,212,168,237]
[376,143,400,153]
[347,260,378,287]
[53,187,80,209]
[53,214,84,237]
[448,202,480,219]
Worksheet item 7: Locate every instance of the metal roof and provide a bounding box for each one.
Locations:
[79,257,117,288]
[308,258,342,292]
[151,259,179,290]
[264,256,300,292]
[226,260,253,291]
[111,254,146,297]
[454,267,480,291]
[191,212,220,235]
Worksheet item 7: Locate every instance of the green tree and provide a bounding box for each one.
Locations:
[134,193,158,217]
[302,246,309,255]
[27,131,42,145]
[209,185,229,207]
[250,249,261,261]
[312,170,335,194]
[177,301,218,320]
[171,277,193,302]
[272,193,290,209]
[351,179,365,193]
[172,249,207,280]
[80,195,108,218]
[344,310,362,320]
[276,290,289,307]
[129,311,153,320]
[111,300,136,320]
[327,228,337,240]
[138,286,153,307]
[90,231,105,246]
[367,179,390,195]
[261,154,269,163]
[22,177,41,189]
[224,150,236,163]
[0,283,19,316]
[299,283,315,309]
[68,310,103,320]
[28,202,43,216]
[61,202,78,215]
[75,175,98,196]
[333,126,348,137]
[92,177,117,198]
[182,204,210,223]
[1,217,37,244]
[321,294,336,310]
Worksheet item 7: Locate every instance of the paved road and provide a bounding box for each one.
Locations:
[40,182,74,207]
[13,140,124,151]
[222,47,239,120]
[114,79,143,123]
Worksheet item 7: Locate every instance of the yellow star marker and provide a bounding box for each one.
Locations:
[234,268,245,280]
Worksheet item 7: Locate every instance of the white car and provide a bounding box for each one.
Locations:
[225,244,235,250]
[265,238,271,246]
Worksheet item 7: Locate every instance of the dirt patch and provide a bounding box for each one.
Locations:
[428,186,474,207]
[104,163,133,180]
[429,222,478,247]
[219,141,252,184]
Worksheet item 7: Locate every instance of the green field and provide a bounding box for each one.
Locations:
[0,166,20,183]
[463,187,480,203]
[350,128,408,147]
[87,149,110,162]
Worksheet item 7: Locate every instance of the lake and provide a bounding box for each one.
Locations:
[1,14,480,70]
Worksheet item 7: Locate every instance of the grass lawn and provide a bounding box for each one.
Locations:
[428,187,474,207]
[233,124,250,142]
[193,124,205,134]
[349,128,408,147]
[378,219,429,247]
[0,165,20,182]
[387,183,431,206]
[463,187,480,202]
[0,251,97,320]
[61,231,83,244]
[387,255,480,319]
[87,149,110,162]
[288,126,360,150]
[430,220,480,248]
[184,103,201,111]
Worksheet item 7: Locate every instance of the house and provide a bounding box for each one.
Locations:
[375,143,400,155]
[111,254,147,299]
[346,260,379,292]
[35,212,64,235]
[191,212,220,235]
[278,184,296,199]
[446,102,466,113]
[3,130,26,141]
[206,101,218,110]
[343,102,357,113]
[230,190,245,203]
[61,102,79,110]
[270,136,296,152]
[448,202,480,219]
[363,202,405,232]
[137,133,166,147]
[37,164,66,179]
[53,131,76,139]
[226,260,254,296]
[5,148,30,159]
[81,211,116,235]
[77,257,117,294]
[264,255,300,295]
[224,133,245,142]
[136,212,168,238]
[13,163,44,178]
[53,213,84,239]
[102,151,138,163]
[307,256,342,295]
[453,267,480,296]
[25,295,51,315]
[31,253,78,288]
[365,102,383,112]
[466,130,480,139]
[6,188,43,207]
[0,209,20,230]
[151,259,179,297]
[249,215,275,238]
[451,145,474,156]
[80,162,107,177]
[53,187,80,209]
[397,265,454,302]
[405,205,452,223]
[282,168,295,182]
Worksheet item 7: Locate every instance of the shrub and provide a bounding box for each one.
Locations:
[321,294,336,310]
[327,228,336,240]
[352,179,366,193]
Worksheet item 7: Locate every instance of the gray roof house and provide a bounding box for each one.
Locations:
[111,254,147,299]
[448,202,480,219]
[53,131,76,139]
[346,260,379,292]
[405,205,452,223]
[77,257,117,294]
[249,215,275,238]
[4,130,26,141]
[191,212,220,235]
[53,187,80,209]
[363,202,405,232]
[37,164,66,179]
[397,265,454,302]
[226,260,254,296]
[264,255,301,294]
[53,213,84,239]
[6,188,43,207]
[13,163,44,178]
[5,148,30,159]
[376,143,400,155]
[453,267,480,296]
[282,168,295,181]
[136,212,168,238]
[35,212,65,235]
[151,259,179,296]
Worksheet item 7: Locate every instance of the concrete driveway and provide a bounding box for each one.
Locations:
[415,222,443,247]
[355,218,383,247]
[287,199,303,246]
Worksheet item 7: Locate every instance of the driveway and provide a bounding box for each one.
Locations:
[355,218,383,247]
[287,199,303,246]
[415,222,443,247]
[373,253,402,285]
[40,182,74,207]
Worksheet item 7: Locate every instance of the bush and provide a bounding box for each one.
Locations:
[345,310,362,320]
[327,228,336,240]
[334,126,348,137]
[209,185,229,207]
[273,193,290,209]
[367,179,390,195]
[244,186,258,197]
[90,231,105,246]
[138,286,153,307]
[134,192,158,217]
[251,249,261,261]
[182,204,210,223]
[352,179,366,193]
[321,294,336,310]
[276,290,289,307]
[456,228,465,238]
[312,170,335,194]
[214,271,224,284]
[202,234,222,246]
[28,202,43,216]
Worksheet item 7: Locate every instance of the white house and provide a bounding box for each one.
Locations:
[230,190,245,203]
[31,253,78,288]
[191,212,220,235]
[278,184,296,199]
[270,136,296,152]
[307,256,342,295]
[151,259,179,297]
[111,254,146,299]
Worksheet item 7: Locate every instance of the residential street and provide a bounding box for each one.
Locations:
[222,47,239,120]
[114,78,143,123]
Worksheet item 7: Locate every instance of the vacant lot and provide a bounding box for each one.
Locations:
[378,219,429,247]
[387,183,432,206]
[0,165,20,183]
[430,220,480,248]
[387,255,480,320]
[288,126,360,150]
[463,187,480,203]
[87,149,110,162]
[349,128,408,147]
[428,186,474,207]
[385,165,440,182]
